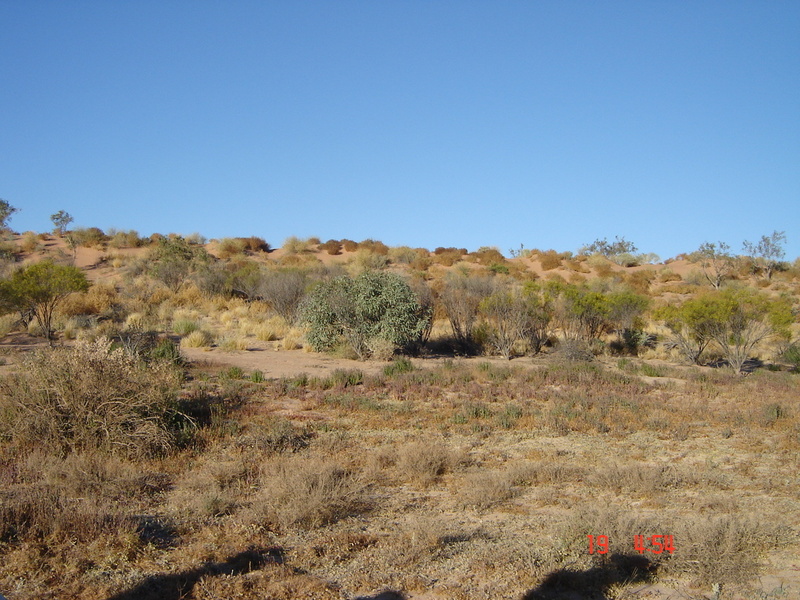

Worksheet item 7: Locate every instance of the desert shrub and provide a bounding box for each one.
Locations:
[659,288,792,373]
[539,250,562,271]
[657,268,682,283]
[251,456,370,530]
[432,248,464,266]
[19,231,40,253]
[557,339,595,362]
[549,283,611,342]
[434,246,468,256]
[301,271,429,360]
[480,288,530,359]
[0,479,134,544]
[358,238,389,255]
[396,441,458,485]
[384,357,415,377]
[147,236,213,291]
[341,239,359,252]
[563,259,589,273]
[624,269,656,293]
[350,248,389,271]
[283,236,315,254]
[258,269,307,322]
[410,254,433,271]
[107,229,143,249]
[469,247,506,267]
[185,232,207,245]
[69,226,107,248]
[388,245,422,265]
[0,313,17,337]
[57,281,118,318]
[458,470,517,511]
[320,239,343,255]
[440,273,495,350]
[149,338,184,365]
[0,338,185,457]
[782,343,800,372]
[241,236,270,253]
[216,237,247,258]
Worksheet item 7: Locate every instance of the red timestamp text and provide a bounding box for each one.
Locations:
[587,534,675,555]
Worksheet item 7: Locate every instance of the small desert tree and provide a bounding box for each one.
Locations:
[440,273,495,350]
[693,241,734,289]
[479,287,529,359]
[301,271,429,360]
[0,260,89,342]
[0,199,18,230]
[50,210,74,237]
[521,282,555,355]
[606,290,650,353]
[653,300,717,364]
[552,283,610,342]
[742,231,786,280]
[701,287,793,374]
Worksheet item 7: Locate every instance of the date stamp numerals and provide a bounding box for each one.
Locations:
[634,534,674,555]
[586,534,609,554]
[587,534,675,555]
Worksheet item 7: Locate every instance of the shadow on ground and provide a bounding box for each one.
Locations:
[105,547,282,600]
[522,553,656,600]
[355,592,406,600]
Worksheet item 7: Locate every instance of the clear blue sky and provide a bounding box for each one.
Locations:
[2,1,798,259]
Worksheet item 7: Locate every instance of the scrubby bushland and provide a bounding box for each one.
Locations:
[654,299,715,364]
[0,338,186,457]
[107,229,144,249]
[67,226,108,248]
[699,287,792,373]
[655,287,792,372]
[551,283,610,342]
[301,271,430,360]
[579,236,659,267]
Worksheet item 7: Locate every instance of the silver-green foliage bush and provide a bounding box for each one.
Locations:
[301,271,429,360]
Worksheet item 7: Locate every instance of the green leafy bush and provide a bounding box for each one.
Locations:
[301,271,429,360]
